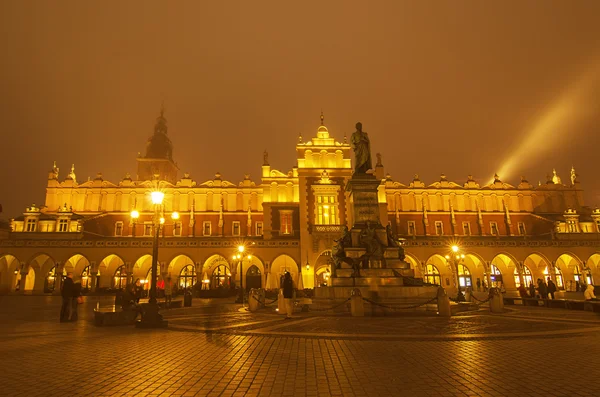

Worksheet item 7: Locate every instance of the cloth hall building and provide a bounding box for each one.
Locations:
[1,111,600,296]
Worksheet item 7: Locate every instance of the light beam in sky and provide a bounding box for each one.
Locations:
[495,60,600,182]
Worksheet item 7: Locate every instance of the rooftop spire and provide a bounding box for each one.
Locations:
[320,110,324,126]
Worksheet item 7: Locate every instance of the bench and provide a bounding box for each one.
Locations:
[94,307,138,326]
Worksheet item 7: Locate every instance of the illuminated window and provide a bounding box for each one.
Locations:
[280,211,293,235]
[45,266,65,292]
[81,266,92,290]
[490,222,499,236]
[115,222,123,236]
[316,195,339,225]
[543,265,564,289]
[458,264,472,287]
[424,264,441,285]
[514,266,533,288]
[173,222,182,237]
[407,221,416,236]
[462,222,471,236]
[567,219,577,233]
[255,222,263,236]
[143,223,153,236]
[596,220,600,232]
[58,219,69,232]
[178,265,196,289]
[113,265,127,289]
[203,221,212,236]
[518,222,526,236]
[435,221,443,236]
[26,219,36,232]
[490,264,503,288]
[212,265,231,289]
[232,221,241,236]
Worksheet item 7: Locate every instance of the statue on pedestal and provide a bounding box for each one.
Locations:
[351,122,372,174]
[386,224,405,261]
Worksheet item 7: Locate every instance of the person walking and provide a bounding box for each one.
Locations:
[164,276,173,309]
[282,272,295,319]
[70,279,83,321]
[60,272,74,322]
[547,278,557,300]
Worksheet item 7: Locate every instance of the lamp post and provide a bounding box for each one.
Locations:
[234,245,252,305]
[445,245,466,302]
[130,209,139,237]
[133,190,178,328]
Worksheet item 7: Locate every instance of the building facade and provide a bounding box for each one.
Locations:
[1,111,600,295]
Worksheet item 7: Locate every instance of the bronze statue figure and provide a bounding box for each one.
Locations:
[359,221,384,266]
[351,122,372,174]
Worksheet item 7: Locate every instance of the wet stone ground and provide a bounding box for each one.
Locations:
[1,295,599,396]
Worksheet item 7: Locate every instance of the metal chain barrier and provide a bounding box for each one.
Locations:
[250,295,278,307]
[361,295,438,311]
[308,297,352,312]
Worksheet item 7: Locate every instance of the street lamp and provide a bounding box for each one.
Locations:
[445,245,466,302]
[234,245,252,305]
[130,209,139,237]
[133,189,177,328]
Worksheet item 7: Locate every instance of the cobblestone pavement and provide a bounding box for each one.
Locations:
[0,295,599,397]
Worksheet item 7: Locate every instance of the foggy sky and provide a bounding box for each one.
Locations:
[1,1,600,218]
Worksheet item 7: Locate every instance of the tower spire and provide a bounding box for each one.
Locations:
[320,110,324,126]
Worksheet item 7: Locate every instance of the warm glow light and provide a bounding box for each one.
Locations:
[445,255,450,260]
[247,255,252,260]
[461,254,465,259]
[451,245,459,253]
[238,245,245,253]
[130,209,140,219]
[151,191,165,205]
[455,255,460,260]
[159,217,165,224]
[232,255,236,260]
[171,211,180,220]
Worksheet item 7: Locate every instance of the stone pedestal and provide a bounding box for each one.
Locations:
[346,173,383,230]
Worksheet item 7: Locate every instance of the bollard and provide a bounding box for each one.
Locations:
[248,289,260,312]
[437,287,451,317]
[350,288,364,317]
[489,287,504,313]
[464,286,472,302]
[277,289,286,314]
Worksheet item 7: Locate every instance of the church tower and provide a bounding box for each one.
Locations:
[136,106,179,183]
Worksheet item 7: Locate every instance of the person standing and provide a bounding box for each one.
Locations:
[164,276,173,309]
[60,272,74,322]
[476,278,481,292]
[537,278,548,299]
[70,279,82,321]
[134,278,142,303]
[282,272,295,319]
[529,281,536,299]
[547,278,557,300]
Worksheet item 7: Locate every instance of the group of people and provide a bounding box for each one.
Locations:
[60,272,83,322]
[516,277,597,301]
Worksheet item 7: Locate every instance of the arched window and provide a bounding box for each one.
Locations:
[212,265,230,289]
[573,265,593,286]
[179,265,197,289]
[81,265,92,290]
[424,264,441,285]
[543,265,564,289]
[458,264,472,287]
[514,266,533,288]
[490,264,503,288]
[113,265,127,289]
[45,266,65,293]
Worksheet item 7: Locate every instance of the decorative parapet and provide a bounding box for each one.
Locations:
[0,238,300,249]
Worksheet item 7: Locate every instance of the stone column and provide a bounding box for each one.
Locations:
[52,263,64,296]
